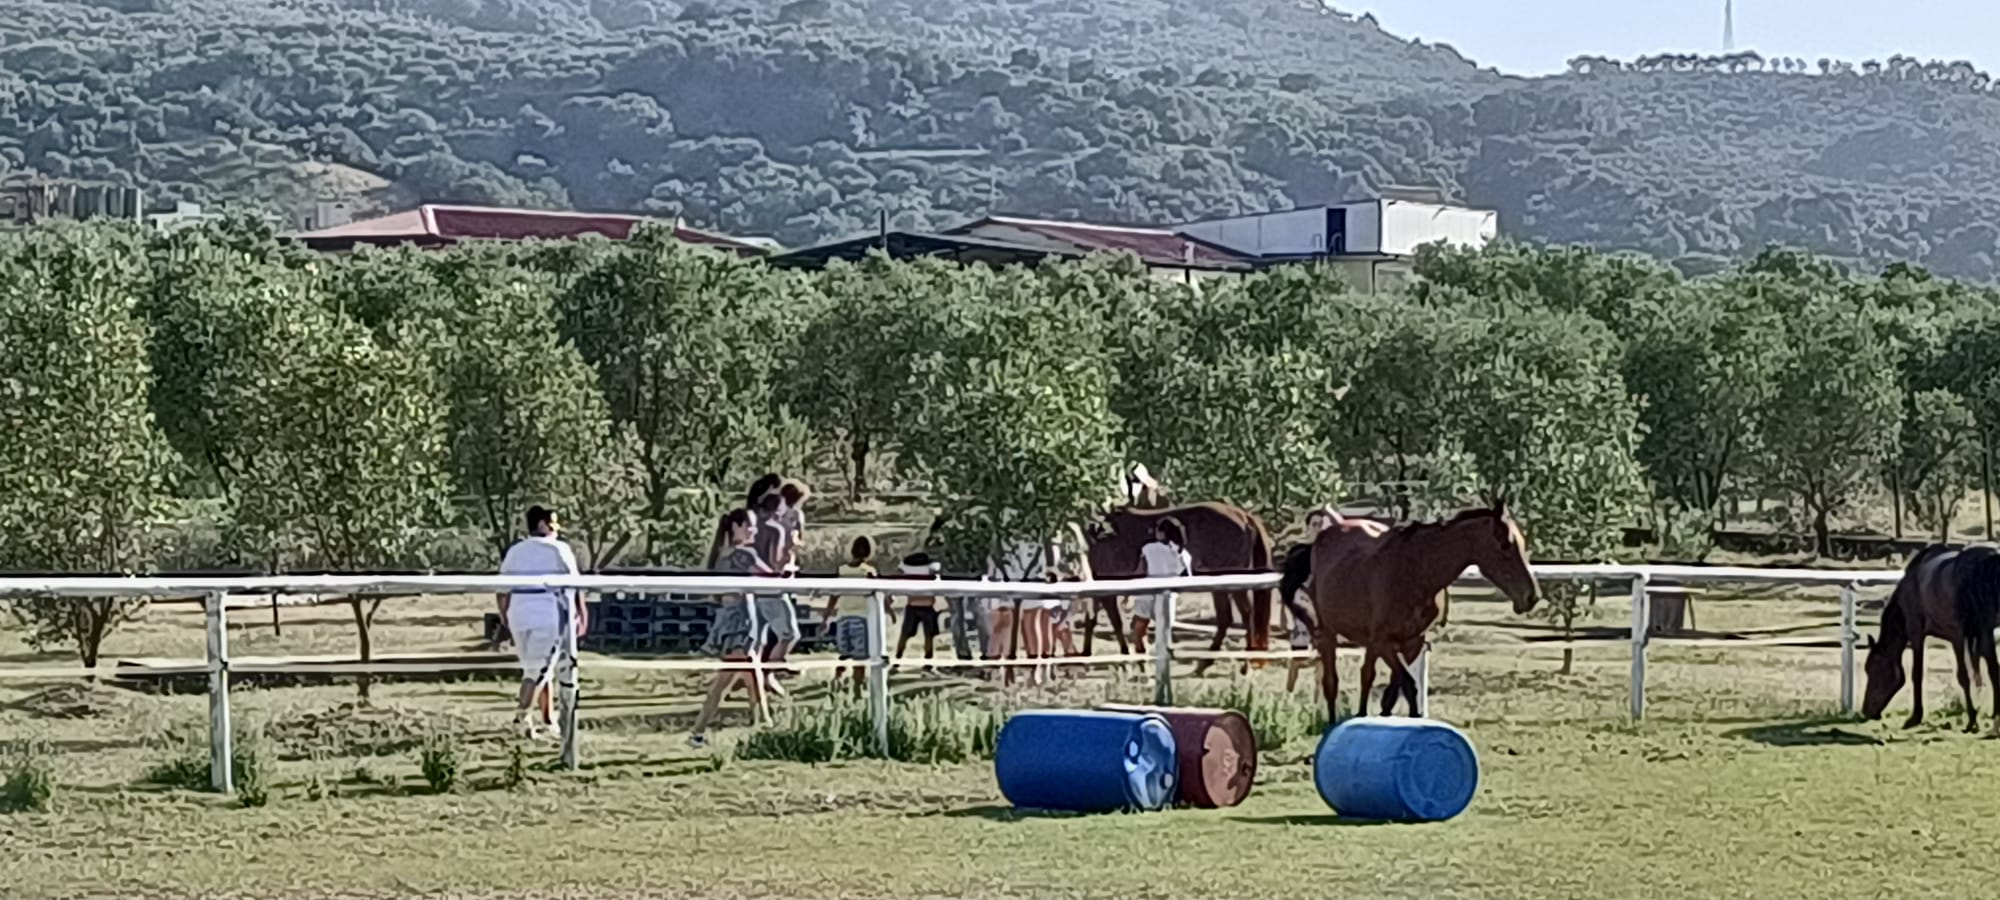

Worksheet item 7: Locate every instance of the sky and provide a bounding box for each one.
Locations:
[1338,1,1999,76]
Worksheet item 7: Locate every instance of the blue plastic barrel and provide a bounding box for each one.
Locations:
[995,710,1178,813]
[1313,717,1479,822]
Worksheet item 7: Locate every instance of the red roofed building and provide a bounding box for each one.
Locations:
[290,204,768,256]
[946,215,1253,280]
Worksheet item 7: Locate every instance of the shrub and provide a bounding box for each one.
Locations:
[0,741,54,813]
[501,743,527,791]
[733,693,1007,764]
[419,733,461,794]
[144,723,269,800]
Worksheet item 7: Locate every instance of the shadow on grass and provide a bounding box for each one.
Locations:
[927,803,1092,821]
[1721,715,1883,747]
[1229,813,1410,827]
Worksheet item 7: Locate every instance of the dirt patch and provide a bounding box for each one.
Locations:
[268,702,482,759]
[6,683,139,719]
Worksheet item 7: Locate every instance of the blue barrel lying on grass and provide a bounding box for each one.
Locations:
[995,709,1178,813]
[1313,717,1479,822]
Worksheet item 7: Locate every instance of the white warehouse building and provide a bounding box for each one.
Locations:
[1177,189,1499,293]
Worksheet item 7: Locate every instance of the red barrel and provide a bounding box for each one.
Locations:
[1099,704,1258,808]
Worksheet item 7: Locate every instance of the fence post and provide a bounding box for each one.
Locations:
[1629,574,1650,721]
[745,589,772,725]
[1153,591,1177,706]
[866,590,891,758]
[558,590,581,771]
[1412,640,1431,718]
[1839,582,1858,715]
[204,591,234,793]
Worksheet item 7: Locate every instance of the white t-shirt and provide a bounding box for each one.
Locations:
[500,534,580,632]
[1141,541,1191,579]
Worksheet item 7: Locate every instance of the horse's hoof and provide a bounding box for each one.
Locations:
[1903,714,1925,729]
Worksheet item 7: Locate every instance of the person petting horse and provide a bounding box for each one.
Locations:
[1306,504,1540,720]
[1862,544,2000,733]
[1083,500,1277,673]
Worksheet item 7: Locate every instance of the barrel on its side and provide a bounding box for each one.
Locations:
[995,710,1178,813]
[1099,704,1258,808]
[1313,717,1479,822]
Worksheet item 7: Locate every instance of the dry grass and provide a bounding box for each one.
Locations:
[4,576,1998,899]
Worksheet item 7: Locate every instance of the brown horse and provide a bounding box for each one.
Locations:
[1083,501,1276,671]
[1862,544,2000,733]
[1308,505,1540,720]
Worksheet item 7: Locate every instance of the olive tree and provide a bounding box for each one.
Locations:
[1753,295,1903,555]
[900,264,1121,571]
[1437,298,1647,672]
[787,256,952,499]
[1895,389,1980,542]
[560,229,806,562]
[407,253,642,566]
[1114,270,1351,525]
[1620,283,1782,547]
[0,224,175,667]
[223,284,453,699]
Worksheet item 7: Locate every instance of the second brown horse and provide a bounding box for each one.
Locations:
[1083,501,1277,672]
[1307,505,1541,720]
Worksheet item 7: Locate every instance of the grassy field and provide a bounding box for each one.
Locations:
[6,579,2000,899]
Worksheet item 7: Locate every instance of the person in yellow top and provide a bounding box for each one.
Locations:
[823,535,884,692]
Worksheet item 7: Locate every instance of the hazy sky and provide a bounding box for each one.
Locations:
[1340,1,1998,76]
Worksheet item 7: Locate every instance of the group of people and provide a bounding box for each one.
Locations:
[489,471,1342,745]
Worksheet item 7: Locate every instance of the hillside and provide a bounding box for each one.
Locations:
[6,0,2000,277]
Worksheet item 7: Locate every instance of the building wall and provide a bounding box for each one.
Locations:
[1180,207,1330,256]
[1341,201,1384,256]
[1378,201,1497,257]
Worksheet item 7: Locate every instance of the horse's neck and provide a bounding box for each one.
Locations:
[1393,521,1483,598]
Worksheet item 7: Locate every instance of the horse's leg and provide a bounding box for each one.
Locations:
[1318,631,1341,721]
[1983,639,2000,734]
[1395,639,1426,715]
[1101,596,1129,657]
[1358,647,1379,718]
[1380,650,1417,718]
[1234,591,1257,674]
[1953,641,1979,734]
[1905,637,1928,729]
[1195,591,1233,677]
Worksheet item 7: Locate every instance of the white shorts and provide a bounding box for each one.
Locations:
[1132,594,1168,620]
[514,625,558,681]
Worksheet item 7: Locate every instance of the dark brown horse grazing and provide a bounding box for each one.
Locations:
[1308,505,1540,720]
[1862,544,2000,733]
[1083,501,1276,671]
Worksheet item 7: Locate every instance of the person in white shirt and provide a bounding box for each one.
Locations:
[1132,517,1191,656]
[496,505,584,739]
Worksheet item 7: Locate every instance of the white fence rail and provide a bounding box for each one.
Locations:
[0,564,1904,793]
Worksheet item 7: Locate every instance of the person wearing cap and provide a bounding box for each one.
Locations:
[496,505,584,739]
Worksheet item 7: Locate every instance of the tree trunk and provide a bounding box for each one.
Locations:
[850,436,870,501]
[1813,504,1832,558]
[350,598,374,701]
[1986,440,1994,540]
[1890,465,1904,540]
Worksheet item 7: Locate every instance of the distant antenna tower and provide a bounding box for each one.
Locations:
[1723,0,1736,52]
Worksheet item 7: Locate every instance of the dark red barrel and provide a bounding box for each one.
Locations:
[1098,704,1258,808]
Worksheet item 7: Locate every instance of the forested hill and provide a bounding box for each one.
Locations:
[10,0,2000,279]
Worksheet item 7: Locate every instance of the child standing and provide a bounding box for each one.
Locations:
[1133,518,1190,657]
[689,508,772,748]
[824,536,881,692]
[894,552,943,677]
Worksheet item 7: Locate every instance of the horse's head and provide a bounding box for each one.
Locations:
[1861,633,1905,720]
[1474,502,1540,614]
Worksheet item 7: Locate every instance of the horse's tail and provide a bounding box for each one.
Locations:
[1955,551,2000,689]
[1246,511,1275,651]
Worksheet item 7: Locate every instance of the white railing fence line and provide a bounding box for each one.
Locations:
[0,564,1903,793]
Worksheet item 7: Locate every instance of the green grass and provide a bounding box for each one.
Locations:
[3,580,1998,898]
